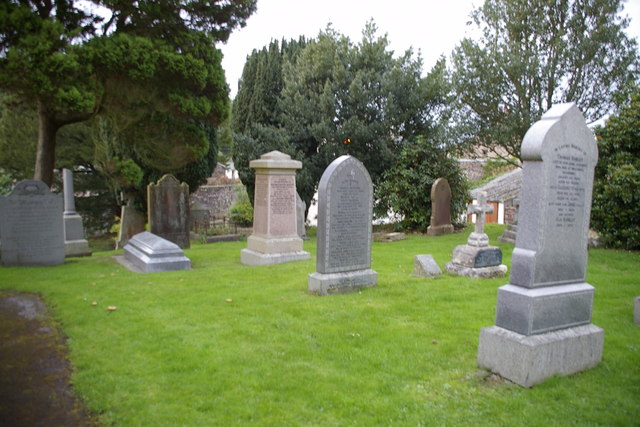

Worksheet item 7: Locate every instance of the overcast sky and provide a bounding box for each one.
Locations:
[218,0,640,99]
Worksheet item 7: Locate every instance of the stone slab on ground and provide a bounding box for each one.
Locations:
[308,269,378,296]
[374,232,406,242]
[120,231,191,273]
[412,255,441,278]
[445,262,507,279]
[477,324,604,388]
[240,248,310,266]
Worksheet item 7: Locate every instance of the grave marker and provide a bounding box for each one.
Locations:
[240,151,310,265]
[148,174,190,249]
[477,103,603,387]
[427,178,454,236]
[0,180,64,266]
[62,169,91,257]
[308,155,377,295]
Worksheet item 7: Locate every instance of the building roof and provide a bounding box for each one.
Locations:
[470,168,522,202]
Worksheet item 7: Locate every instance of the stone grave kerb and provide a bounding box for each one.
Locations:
[467,191,493,247]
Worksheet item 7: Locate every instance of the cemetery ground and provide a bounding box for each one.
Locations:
[0,225,638,425]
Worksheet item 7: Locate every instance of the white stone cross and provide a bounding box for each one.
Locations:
[467,191,493,247]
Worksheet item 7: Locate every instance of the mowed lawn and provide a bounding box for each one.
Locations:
[0,224,638,425]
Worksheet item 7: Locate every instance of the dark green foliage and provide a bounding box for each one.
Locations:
[0,0,256,185]
[591,91,640,249]
[451,0,639,162]
[233,24,449,219]
[376,136,470,231]
[229,201,253,226]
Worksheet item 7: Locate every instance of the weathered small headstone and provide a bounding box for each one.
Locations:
[119,231,190,273]
[116,197,146,250]
[308,155,377,295]
[497,198,519,244]
[477,103,603,387]
[189,201,210,232]
[148,174,190,249]
[296,192,308,240]
[412,255,441,278]
[62,169,91,257]
[427,178,454,236]
[0,180,64,266]
[241,151,310,265]
[445,191,507,278]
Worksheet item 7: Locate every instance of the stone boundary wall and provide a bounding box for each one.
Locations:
[190,185,237,218]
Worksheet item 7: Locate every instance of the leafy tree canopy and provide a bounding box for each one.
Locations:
[450,0,639,163]
[0,0,256,186]
[591,88,640,249]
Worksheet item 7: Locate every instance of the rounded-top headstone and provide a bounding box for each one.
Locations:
[316,155,373,274]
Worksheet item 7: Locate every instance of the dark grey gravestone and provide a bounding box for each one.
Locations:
[148,174,190,249]
[445,191,507,278]
[120,231,191,273]
[0,180,65,266]
[308,156,377,295]
[427,178,454,236]
[62,169,91,257]
[296,192,308,240]
[478,103,603,387]
[634,297,640,325]
[412,255,441,278]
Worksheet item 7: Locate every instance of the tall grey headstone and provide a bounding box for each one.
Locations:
[241,151,310,265]
[427,178,454,236]
[119,231,191,273]
[62,169,91,257]
[308,155,377,295]
[445,191,507,278]
[0,180,64,266]
[477,103,603,387]
[148,174,190,249]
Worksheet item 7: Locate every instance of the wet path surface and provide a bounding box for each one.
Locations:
[0,290,95,426]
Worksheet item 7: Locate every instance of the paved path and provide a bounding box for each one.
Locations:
[0,291,95,426]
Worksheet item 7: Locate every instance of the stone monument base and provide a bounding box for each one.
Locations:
[427,224,454,236]
[477,324,604,387]
[445,262,507,278]
[240,248,310,266]
[120,232,190,273]
[64,239,91,257]
[308,269,378,296]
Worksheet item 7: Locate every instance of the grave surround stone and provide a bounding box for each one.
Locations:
[241,151,310,265]
[62,169,91,257]
[445,191,507,278]
[119,231,190,273]
[477,103,603,387]
[0,180,64,266]
[148,174,190,249]
[308,155,377,295]
[427,178,454,236]
[412,255,442,278]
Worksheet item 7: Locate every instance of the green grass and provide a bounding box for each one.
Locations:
[1,224,639,425]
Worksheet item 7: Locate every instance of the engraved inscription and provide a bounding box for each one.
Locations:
[270,176,294,216]
[254,175,268,208]
[548,144,587,230]
[326,166,371,271]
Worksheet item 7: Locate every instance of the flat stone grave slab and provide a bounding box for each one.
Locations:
[412,255,441,278]
[118,232,191,273]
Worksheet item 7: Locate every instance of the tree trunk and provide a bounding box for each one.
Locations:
[34,100,59,187]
